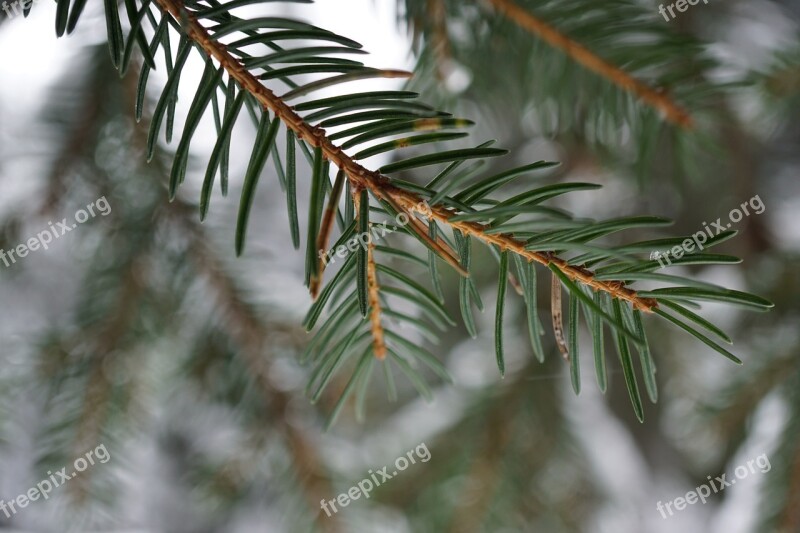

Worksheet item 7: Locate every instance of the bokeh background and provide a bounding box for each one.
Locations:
[0,0,798,532]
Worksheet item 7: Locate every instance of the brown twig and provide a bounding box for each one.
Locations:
[366,236,387,360]
[427,0,452,81]
[485,0,693,129]
[396,195,658,312]
[352,190,387,359]
[152,0,658,314]
[310,169,346,299]
[379,193,467,277]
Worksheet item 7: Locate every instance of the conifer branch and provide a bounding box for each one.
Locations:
[152,0,659,313]
[396,195,659,312]
[182,208,341,533]
[128,79,340,526]
[485,0,694,128]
